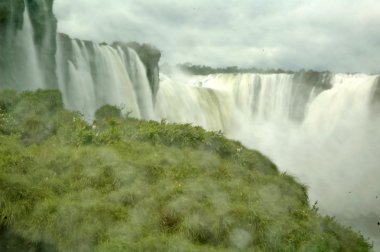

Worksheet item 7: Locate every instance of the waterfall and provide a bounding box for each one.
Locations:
[123,48,156,120]
[56,36,155,120]
[303,74,377,134]
[19,2,45,89]
[0,1,46,90]
[1,2,156,121]
[156,74,233,131]
[211,74,297,121]
[156,72,380,247]
[1,1,379,246]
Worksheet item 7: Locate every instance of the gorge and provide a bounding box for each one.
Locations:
[0,0,379,250]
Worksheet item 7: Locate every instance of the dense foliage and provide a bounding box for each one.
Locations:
[0,90,372,251]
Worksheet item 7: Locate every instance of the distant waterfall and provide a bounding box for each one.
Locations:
[199,73,298,121]
[1,2,157,121]
[303,74,377,134]
[56,37,155,120]
[156,74,233,131]
[156,72,380,247]
[156,73,331,131]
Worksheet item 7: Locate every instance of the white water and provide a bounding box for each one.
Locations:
[156,73,380,248]
[156,74,234,131]
[123,48,156,120]
[56,38,155,121]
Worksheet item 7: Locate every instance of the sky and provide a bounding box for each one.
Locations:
[54,0,380,73]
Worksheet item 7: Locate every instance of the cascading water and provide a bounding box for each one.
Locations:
[56,36,155,120]
[156,74,233,131]
[18,1,45,89]
[123,48,156,120]
[0,1,46,90]
[156,72,380,248]
[1,1,157,121]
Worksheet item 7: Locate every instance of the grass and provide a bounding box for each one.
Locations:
[0,89,373,251]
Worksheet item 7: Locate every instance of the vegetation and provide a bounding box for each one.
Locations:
[0,89,372,251]
[175,63,332,76]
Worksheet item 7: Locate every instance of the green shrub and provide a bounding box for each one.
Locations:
[14,89,64,120]
[95,105,122,121]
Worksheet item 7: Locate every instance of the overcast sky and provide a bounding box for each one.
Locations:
[54,0,380,73]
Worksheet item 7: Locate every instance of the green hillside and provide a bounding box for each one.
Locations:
[0,90,372,251]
